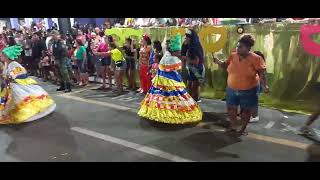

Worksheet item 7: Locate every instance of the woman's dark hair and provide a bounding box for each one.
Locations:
[76,39,83,46]
[84,29,89,35]
[109,43,117,49]
[60,34,66,40]
[8,36,16,46]
[146,38,152,46]
[153,40,162,52]
[33,32,40,37]
[98,31,104,37]
[254,51,265,61]
[166,40,170,50]
[238,34,255,48]
[181,41,188,56]
[125,38,132,45]
[187,29,204,60]
[108,35,114,43]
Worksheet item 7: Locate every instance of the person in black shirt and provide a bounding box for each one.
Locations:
[66,32,73,48]
[7,36,16,46]
[182,29,205,102]
[123,38,137,90]
[31,32,46,77]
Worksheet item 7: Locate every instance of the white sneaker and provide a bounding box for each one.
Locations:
[249,116,259,123]
[136,88,142,93]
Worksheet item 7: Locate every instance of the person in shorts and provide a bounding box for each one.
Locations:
[182,29,205,103]
[75,39,88,87]
[40,51,51,82]
[104,43,126,94]
[213,34,269,137]
[93,35,113,90]
[299,101,320,136]
[123,38,137,91]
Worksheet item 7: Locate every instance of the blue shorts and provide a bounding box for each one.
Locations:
[125,57,136,70]
[115,60,127,71]
[226,86,259,109]
[186,64,205,81]
[99,57,111,67]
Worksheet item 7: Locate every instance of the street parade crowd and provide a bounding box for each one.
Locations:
[0,18,319,138]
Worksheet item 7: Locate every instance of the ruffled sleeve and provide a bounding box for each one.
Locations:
[7,61,37,85]
[7,62,26,79]
[158,51,182,72]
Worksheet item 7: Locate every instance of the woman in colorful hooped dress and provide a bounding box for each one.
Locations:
[0,45,56,124]
[138,34,202,124]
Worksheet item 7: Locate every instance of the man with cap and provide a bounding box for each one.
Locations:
[51,30,72,93]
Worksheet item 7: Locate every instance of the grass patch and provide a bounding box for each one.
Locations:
[259,95,315,115]
[201,87,316,115]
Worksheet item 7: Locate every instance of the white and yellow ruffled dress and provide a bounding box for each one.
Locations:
[0,61,56,124]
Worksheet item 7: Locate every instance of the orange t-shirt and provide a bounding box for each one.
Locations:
[226,52,266,90]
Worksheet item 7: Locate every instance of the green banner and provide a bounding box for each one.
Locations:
[105,23,320,114]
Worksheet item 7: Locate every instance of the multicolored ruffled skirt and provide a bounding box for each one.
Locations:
[0,78,56,124]
[138,70,202,124]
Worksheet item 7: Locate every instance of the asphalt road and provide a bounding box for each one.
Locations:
[0,78,319,162]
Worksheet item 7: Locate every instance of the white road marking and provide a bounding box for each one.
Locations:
[71,127,193,162]
[59,90,315,151]
[264,121,275,129]
[312,128,320,136]
[280,128,290,132]
[83,94,110,98]
[111,95,126,99]
[281,123,299,134]
[58,94,131,111]
[118,97,138,102]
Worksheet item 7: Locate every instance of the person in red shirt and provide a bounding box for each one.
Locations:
[213,34,269,136]
[138,34,152,94]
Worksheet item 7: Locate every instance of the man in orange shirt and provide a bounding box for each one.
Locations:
[213,34,269,136]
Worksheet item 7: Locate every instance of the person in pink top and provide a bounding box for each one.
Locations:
[76,29,86,45]
[93,35,112,90]
[0,34,7,51]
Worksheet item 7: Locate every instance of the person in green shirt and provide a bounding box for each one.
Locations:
[75,39,88,86]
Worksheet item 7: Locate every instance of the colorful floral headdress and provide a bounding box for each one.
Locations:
[143,34,151,42]
[2,45,23,60]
